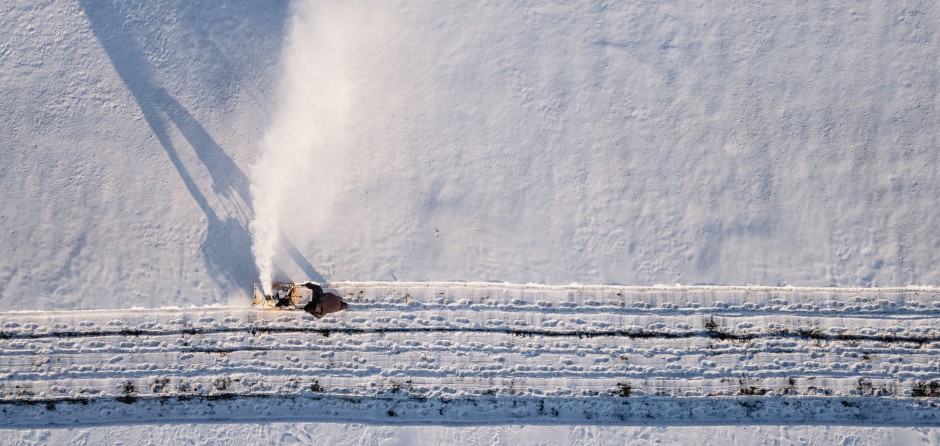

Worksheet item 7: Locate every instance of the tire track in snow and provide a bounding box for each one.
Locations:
[0,283,938,426]
[4,325,940,344]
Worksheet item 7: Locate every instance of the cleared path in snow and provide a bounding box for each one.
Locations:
[1,283,939,426]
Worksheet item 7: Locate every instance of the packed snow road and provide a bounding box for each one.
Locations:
[1,283,939,427]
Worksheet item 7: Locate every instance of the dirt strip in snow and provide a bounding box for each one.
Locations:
[1,283,938,427]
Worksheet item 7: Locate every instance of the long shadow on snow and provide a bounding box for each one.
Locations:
[2,394,938,427]
[79,1,325,294]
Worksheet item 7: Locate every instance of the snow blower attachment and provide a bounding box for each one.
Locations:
[253,282,312,309]
[253,282,349,318]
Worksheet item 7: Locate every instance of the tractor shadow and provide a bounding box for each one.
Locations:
[80,1,324,294]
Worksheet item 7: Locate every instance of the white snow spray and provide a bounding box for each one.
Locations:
[250,0,353,294]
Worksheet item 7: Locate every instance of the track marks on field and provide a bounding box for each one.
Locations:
[0,284,938,425]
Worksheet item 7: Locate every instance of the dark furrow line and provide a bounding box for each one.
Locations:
[2,389,939,408]
[3,344,936,364]
[2,326,939,344]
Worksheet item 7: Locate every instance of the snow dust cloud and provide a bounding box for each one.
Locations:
[250,0,355,294]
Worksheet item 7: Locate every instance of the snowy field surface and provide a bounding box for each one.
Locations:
[2,0,940,443]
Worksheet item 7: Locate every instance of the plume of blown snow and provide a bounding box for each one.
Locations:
[250,0,353,294]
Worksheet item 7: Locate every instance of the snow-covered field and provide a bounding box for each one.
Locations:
[2,0,940,443]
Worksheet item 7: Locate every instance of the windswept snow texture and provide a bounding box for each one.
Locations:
[3,0,940,443]
[2,284,940,428]
[2,1,940,311]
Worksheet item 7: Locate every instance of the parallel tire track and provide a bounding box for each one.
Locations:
[1,283,938,426]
